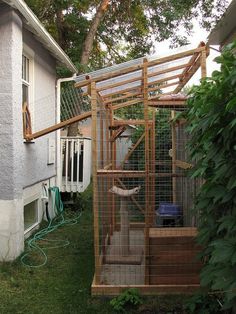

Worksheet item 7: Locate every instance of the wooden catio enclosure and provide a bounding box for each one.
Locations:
[73,42,209,295]
[23,43,209,295]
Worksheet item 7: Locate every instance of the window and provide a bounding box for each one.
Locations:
[24,199,39,233]
[22,46,34,136]
[22,54,30,105]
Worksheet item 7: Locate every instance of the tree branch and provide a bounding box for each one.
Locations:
[80,0,110,66]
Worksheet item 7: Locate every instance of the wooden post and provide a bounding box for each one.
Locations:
[91,82,100,284]
[151,109,156,224]
[143,59,150,285]
[98,96,104,168]
[109,105,116,233]
[201,48,207,78]
[171,110,177,204]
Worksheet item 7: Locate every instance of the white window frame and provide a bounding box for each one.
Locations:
[22,44,35,131]
[23,194,40,235]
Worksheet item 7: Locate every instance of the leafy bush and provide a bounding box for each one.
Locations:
[185,41,236,310]
[75,183,93,211]
[110,288,143,312]
[184,292,222,314]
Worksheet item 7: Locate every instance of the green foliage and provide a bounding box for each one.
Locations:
[110,288,143,312]
[75,183,93,211]
[185,40,236,310]
[25,0,228,72]
[184,292,222,314]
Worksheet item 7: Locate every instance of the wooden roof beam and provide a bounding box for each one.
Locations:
[174,45,209,93]
[74,46,206,88]
[112,98,144,110]
[103,92,142,104]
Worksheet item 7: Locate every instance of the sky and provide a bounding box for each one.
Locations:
[154,20,221,88]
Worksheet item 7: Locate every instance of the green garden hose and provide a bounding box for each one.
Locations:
[21,186,82,268]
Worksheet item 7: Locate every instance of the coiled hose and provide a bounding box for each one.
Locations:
[21,186,82,268]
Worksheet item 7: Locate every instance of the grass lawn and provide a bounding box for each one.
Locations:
[0,208,187,314]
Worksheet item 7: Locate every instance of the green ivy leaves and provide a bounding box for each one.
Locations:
[185,40,236,311]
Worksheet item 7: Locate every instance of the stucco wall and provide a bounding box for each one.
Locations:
[0,4,58,260]
[22,29,57,187]
[0,4,24,259]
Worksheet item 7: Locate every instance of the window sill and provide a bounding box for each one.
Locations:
[24,222,39,236]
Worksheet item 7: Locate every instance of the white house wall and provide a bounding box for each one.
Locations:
[0,4,57,260]
[22,28,57,187]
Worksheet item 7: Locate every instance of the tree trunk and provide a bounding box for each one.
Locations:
[80,0,110,66]
[55,9,66,50]
[68,0,110,136]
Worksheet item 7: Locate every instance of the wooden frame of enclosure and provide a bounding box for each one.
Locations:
[87,42,208,295]
[23,43,209,295]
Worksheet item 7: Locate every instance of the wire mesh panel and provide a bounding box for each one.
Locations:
[87,43,209,293]
[92,98,202,289]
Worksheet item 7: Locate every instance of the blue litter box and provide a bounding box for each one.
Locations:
[158,202,181,216]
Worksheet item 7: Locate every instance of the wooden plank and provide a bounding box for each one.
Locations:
[120,132,145,168]
[110,106,116,234]
[98,95,104,168]
[148,100,186,109]
[97,62,192,93]
[76,46,205,89]
[115,222,145,230]
[97,170,146,178]
[113,119,152,126]
[97,171,186,178]
[149,227,197,237]
[173,42,205,95]
[149,274,200,285]
[149,264,201,275]
[149,250,201,265]
[148,62,192,79]
[91,277,200,296]
[147,74,183,87]
[149,243,201,252]
[26,110,92,140]
[150,236,198,245]
[147,46,204,67]
[174,45,209,94]
[103,92,142,104]
[97,75,142,92]
[109,126,126,142]
[171,111,177,203]
[150,109,156,225]
[143,59,150,286]
[102,86,142,98]
[173,57,201,94]
[112,98,144,110]
[148,81,179,93]
[201,49,207,78]
[91,82,100,284]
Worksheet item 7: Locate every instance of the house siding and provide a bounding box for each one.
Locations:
[0,4,24,259]
[22,29,57,188]
[0,3,58,260]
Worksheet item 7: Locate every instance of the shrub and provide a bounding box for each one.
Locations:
[110,288,143,312]
[185,40,236,310]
